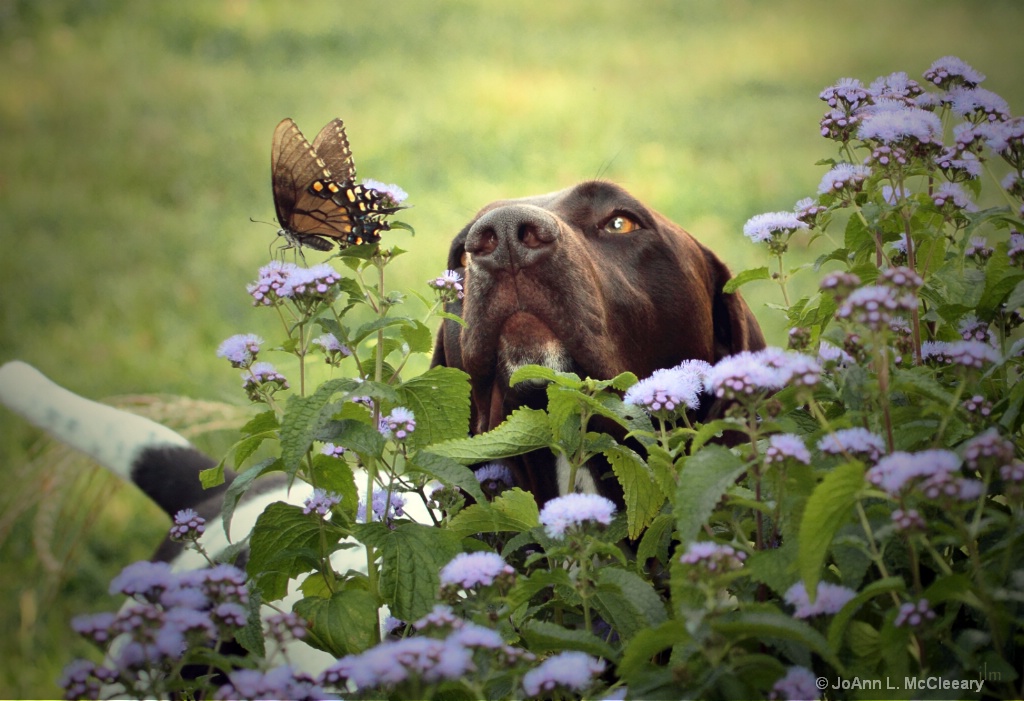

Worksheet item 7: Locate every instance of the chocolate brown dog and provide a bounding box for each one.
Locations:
[432,180,765,506]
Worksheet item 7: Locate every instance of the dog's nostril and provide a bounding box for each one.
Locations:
[468,228,498,256]
[518,224,545,249]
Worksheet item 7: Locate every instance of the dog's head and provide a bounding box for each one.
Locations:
[432,181,764,501]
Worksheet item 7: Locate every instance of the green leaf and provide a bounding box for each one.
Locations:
[280,378,361,472]
[636,512,674,568]
[798,461,865,596]
[398,319,433,355]
[592,568,668,641]
[407,450,487,505]
[426,407,552,464]
[323,419,386,458]
[603,443,664,539]
[396,365,471,448]
[509,364,583,389]
[220,458,282,540]
[712,609,845,674]
[723,266,771,293]
[618,620,691,682]
[446,487,539,538]
[294,589,379,657]
[827,576,905,651]
[377,522,461,621]
[520,620,616,660]
[505,568,574,612]
[674,445,748,545]
[247,502,342,601]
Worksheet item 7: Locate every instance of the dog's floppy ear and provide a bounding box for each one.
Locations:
[430,226,471,369]
[702,247,767,359]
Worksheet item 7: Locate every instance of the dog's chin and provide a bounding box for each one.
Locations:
[496,311,572,385]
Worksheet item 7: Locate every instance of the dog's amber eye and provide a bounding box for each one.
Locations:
[601,214,641,234]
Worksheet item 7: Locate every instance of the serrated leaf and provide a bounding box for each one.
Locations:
[280,378,362,472]
[520,620,616,660]
[322,419,386,457]
[398,319,433,355]
[426,407,551,464]
[378,523,461,621]
[675,445,748,544]
[505,568,574,612]
[592,568,668,641]
[618,620,691,682]
[827,576,905,651]
[723,266,771,293]
[509,364,583,389]
[395,365,471,448]
[294,589,379,657]
[603,443,664,539]
[221,458,283,541]
[636,512,674,567]
[446,487,539,538]
[247,502,344,601]
[798,461,865,596]
[407,450,486,504]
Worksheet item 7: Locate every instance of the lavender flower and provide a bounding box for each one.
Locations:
[867,71,923,101]
[475,462,514,494]
[794,197,827,226]
[413,604,461,632]
[856,100,943,146]
[819,77,868,111]
[358,488,406,524]
[215,665,334,701]
[866,449,956,494]
[820,107,861,142]
[1002,171,1024,198]
[242,362,289,401]
[303,488,342,517]
[362,178,408,207]
[836,285,916,331]
[380,406,416,440]
[449,622,505,650]
[819,271,861,298]
[705,347,820,400]
[247,260,298,306]
[816,163,871,196]
[440,552,515,591]
[58,659,117,701]
[321,636,473,690]
[948,87,1010,123]
[935,147,982,181]
[216,333,263,367]
[539,493,617,539]
[817,340,854,368]
[765,433,812,465]
[963,428,1015,470]
[1010,231,1024,266]
[932,181,977,213]
[922,340,1001,368]
[71,612,117,645]
[817,428,886,462]
[894,599,937,628]
[1001,461,1024,484]
[742,211,808,243]
[428,269,465,300]
[769,665,820,701]
[321,442,346,458]
[522,651,607,698]
[965,236,994,261]
[265,612,308,643]
[963,394,993,418]
[109,560,176,602]
[892,508,925,532]
[623,360,709,414]
[924,56,985,89]
[169,508,206,542]
[679,541,747,573]
[311,333,351,363]
[784,581,856,618]
[278,263,342,303]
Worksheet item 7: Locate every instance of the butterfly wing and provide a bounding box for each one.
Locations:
[311,118,357,183]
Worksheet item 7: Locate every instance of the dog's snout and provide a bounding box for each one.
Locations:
[465,205,559,270]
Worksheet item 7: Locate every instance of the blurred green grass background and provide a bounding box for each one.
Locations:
[1,1,1022,696]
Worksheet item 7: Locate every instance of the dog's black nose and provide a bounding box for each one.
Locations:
[465,204,559,271]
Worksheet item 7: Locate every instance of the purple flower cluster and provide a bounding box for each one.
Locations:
[784,581,856,618]
[924,56,985,90]
[836,284,917,331]
[742,211,809,244]
[361,178,408,208]
[679,541,747,573]
[358,487,407,525]
[769,665,819,701]
[379,406,416,440]
[894,599,937,628]
[216,333,263,368]
[932,181,976,213]
[428,269,465,300]
[475,462,514,495]
[538,493,616,539]
[302,488,341,517]
[817,428,886,462]
[921,340,1001,368]
[311,333,350,364]
[623,359,709,415]
[816,162,871,197]
[856,99,943,147]
[962,428,1015,470]
[521,651,606,698]
[704,347,821,400]
[241,362,289,401]
[67,561,249,679]
[169,508,206,542]
[963,394,993,418]
[765,433,812,465]
[320,607,520,693]
[58,659,117,701]
[321,442,346,458]
[866,449,983,502]
[892,508,925,533]
[246,261,341,307]
[439,552,515,591]
[214,665,335,701]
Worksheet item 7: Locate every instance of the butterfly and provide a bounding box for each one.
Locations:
[270,118,400,253]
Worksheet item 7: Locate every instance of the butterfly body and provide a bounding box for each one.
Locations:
[270,117,400,252]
